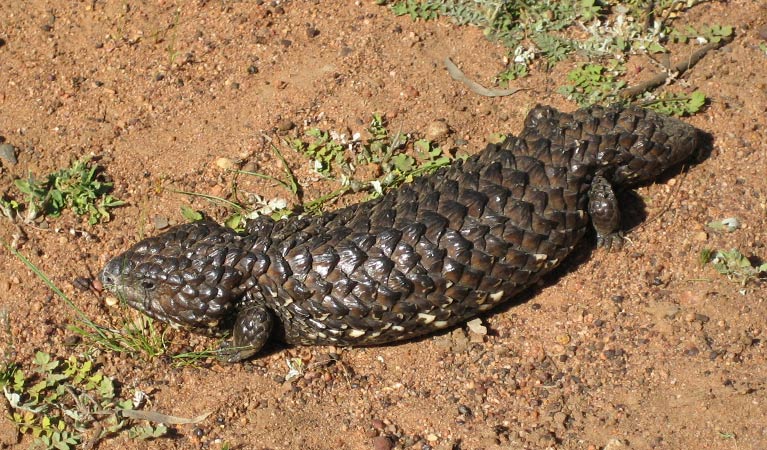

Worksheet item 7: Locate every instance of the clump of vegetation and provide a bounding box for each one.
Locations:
[700,248,767,286]
[558,62,627,106]
[291,113,455,213]
[1,352,167,449]
[1,156,124,225]
[381,0,732,114]
[642,91,707,116]
[179,113,456,229]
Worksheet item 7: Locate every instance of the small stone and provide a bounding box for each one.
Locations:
[604,438,626,450]
[694,231,708,241]
[758,24,767,40]
[247,65,259,74]
[403,86,419,98]
[425,120,450,142]
[242,161,258,173]
[371,419,385,431]
[556,334,571,345]
[425,434,438,442]
[306,27,320,38]
[72,277,92,292]
[105,296,119,307]
[276,119,295,132]
[0,143,17,165]
[553,412,568,429]
[215,157,237,170]
[466,318,487,335]
[63,334,81,347]
[152,215,169,230]
[372,436,393,450]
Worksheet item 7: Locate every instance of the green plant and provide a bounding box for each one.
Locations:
[292,128,349,177]
[293,114,453,211]
[558,62,627,106]
[670,24,734,44]
[644,90,707,117]
[384,1,725,111]
[0,196,20,219]
[2,351,167,449]
[11,157,124,225]
[701,248,767,286]
[390,0,441,20]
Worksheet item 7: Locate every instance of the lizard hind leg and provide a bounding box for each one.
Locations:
[218,301,274,363]
[588,175,624,250]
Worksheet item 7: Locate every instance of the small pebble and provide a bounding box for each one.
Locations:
[152,215,169,230]
[276,119,295,132]
[372,436,393,450]
[306,27,320,38]
[105,296,119,307]
[425,120,450,142]
[215,157,237,170]
[72,277,92,292]
[466,318,487,335]
[63,335,81,347]
[0,143,17,165]
[758,24,767,40]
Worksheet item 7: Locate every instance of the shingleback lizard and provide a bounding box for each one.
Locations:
[100,104,700,362]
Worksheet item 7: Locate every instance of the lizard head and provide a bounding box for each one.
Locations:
[100,221,255,334]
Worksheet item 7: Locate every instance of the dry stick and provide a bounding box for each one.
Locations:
[620,35,733,100]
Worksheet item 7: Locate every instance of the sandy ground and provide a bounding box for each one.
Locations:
[1,1,766,449]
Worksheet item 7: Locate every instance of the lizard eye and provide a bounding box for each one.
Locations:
[141,280,156,291]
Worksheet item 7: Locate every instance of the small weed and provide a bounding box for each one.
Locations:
[291,128,349,177]
[718,431,736,440]
[558,62,627,106]
[670,24,734,44]
[390,0,441,20]
[180,205,205,222]
[176,143,297,230]
[10,156,124,225]
[701,248,767,286]
[0,196,21,219]
[293,114,453,211]
[706,217,741,233]
[1,351,167,449]
[643,90,707,116]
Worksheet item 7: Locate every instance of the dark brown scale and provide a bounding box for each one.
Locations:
[100,104,701,361]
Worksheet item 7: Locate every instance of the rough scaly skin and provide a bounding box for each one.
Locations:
[100,104,700,361]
